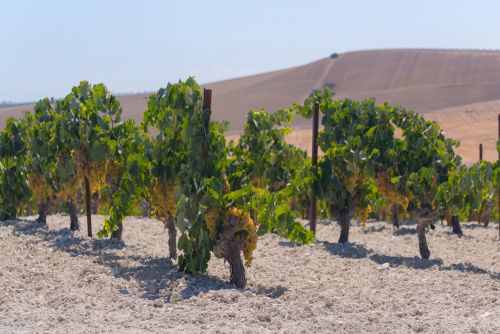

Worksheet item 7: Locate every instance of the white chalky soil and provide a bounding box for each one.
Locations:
[1,214,500,333]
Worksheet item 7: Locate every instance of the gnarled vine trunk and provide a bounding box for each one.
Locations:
[26,201,32,216]
[381,208,387,222]
[391,202,399,228]
[375,209,381,221]
[164,215,177,260]
[451,215,462,235]
[54,196,63,214]
[290,197,296,212]
[111,223,123,240]
[36,196,57,225]
[140,200,151,218]
[416,203,439,259]
[213,215,246,288]
[338,211,350,244]
[69,199,80,231]
[483,200,494,227]
[333,201,357,244]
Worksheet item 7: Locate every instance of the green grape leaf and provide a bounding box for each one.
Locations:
[176,212,186,232]
[178,233,188,250]
[366,126,377,137]
[174,186,183,203]
[128,161,140,177]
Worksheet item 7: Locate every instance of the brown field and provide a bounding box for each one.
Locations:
[3,49,500,164]
[272,98,500,166]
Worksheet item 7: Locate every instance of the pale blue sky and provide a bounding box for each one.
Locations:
[1,0,500,102]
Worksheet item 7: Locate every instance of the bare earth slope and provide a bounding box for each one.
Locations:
[202,49,500,132]
[1,215,500,333]
[3,49,500,133]
[4,50,500,164]
[424,99,500,164]
[278,98,500,166]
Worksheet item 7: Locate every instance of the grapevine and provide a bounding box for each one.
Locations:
[357,204,371,230]
[28,173,53,205]
[376,170,409,210]
[339,165,359,196]
[0,118,31,220]
[106,160,123,180]
[294,92,400,244]
[73,148,108,194]
[204,206,221,240]
[236,211,258,267]
[147,179,177,221]
[475,200,487,225]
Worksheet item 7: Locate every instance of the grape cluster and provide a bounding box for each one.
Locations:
[204,207,220,240]
[225,208,258,267]
[377,171,409,210]
[48,154,80,200]
[28,173,53,204]
[73,149,87,182]
[272,180,285,191]
[222,173,230,194]
[237,212,257,267]
[338,165,359,195]
[61,175,81,201]
[106,160,123,180]
[250,175,267,189]
[224,207,242,227]
[357,205,372,230]
[147,179,177,221]
[73,149,108,193]
[251,178,260,188]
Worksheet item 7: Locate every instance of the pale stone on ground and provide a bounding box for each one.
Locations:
[0,214,500,332]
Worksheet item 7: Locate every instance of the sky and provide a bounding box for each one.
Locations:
[1,0,500,103]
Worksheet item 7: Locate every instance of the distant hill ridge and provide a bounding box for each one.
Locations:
[3,49,500,164]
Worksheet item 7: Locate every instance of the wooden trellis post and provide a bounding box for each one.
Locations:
[203,88,212,128]
[85,177,92,237]
[310,102,319,233]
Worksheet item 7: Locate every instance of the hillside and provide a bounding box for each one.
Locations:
[2,49,500,164]
[280,99,500,166]
[214,49,500,133]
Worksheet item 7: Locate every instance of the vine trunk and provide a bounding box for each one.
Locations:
[381,209,387,222]
[391,202,399,228]
[36,197,56,225]
[165,215,177,260]
[213,215,246,288]
[338,209,350,244]
[69,199,80,231]
[483,200,494,227]
[416,203,439,259]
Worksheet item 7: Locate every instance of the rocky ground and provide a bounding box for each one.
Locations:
[1,214,500,333]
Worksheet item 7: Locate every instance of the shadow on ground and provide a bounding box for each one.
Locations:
[281,218,500,279]
[0,217,287,302]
